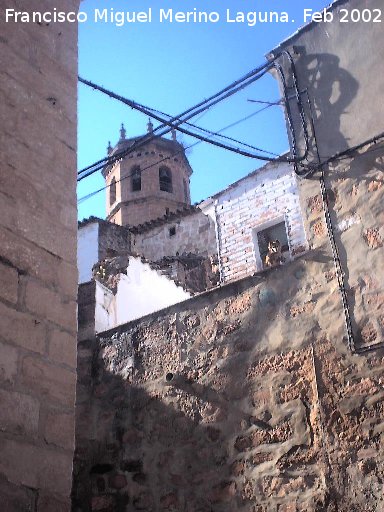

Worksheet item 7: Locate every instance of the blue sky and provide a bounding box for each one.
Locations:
[78,0,330,220]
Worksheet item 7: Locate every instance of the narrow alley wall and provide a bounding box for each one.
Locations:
[0,2,79,510]
[74,242,384,511]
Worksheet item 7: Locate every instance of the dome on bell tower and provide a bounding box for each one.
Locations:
[102,122,193,227]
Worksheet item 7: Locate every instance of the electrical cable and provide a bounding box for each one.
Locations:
[304,92,384,353]
[78,67,284,183]
[77,71,271,181]
[78,53,311,182]
[77,60,274,178]
[78,107,279,204]
[143,103,280,157]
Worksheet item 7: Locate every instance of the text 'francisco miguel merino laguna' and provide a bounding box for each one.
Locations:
[5,8,298,26]
[8,7,367,26]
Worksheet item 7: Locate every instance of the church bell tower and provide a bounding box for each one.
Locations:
[102,121,193,227]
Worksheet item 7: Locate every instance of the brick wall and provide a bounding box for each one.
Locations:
[0,2,79,510]
[215,161,307,283]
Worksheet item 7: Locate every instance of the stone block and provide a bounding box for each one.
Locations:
[0,301,46,354]
[0,388,39,438]
[0,224,58,289]
[0,475,37,512]
[48,329,76,368]
[0,438,73,496]
[0,341,18,384]
[24,278,76,331]
[21,355,76,407]
[108,473,127,489]
[37,494,70,512]
[43,410,75,451]
[91,495,115,511]
[0,164,76,233]
[57,259,78,299]
[0,260,18,304]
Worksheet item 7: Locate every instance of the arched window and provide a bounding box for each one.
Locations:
[159,166,173,193]
[110,177,116,205]
[183,179,189,202]
[131,166,141,192]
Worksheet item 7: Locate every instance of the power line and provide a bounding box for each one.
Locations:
[77,60,273,179]
[79,71,273,159]
[296,131,384,176]
[78,107,279,205]
[78,60,305,181]
[142,103,280,157]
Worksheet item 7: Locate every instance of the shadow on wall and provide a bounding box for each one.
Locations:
[285,51,359,162]
[72,252,384,511]
[326,144,384,350]
[73,340,321,508]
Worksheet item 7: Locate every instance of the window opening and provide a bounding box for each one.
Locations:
[254,220,289,270]
[159,166,173,193]
[110,177,116,205]
[131,166,141,192]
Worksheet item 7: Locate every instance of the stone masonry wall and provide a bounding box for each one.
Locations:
[133,209,217,262]
[74,252,384,511]
[74,140,384,511]
[215,162,307,283]
[0,2,79,510]
[98,220,131,261]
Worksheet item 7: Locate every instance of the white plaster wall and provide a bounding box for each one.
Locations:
[115,257,191,324]
[78,222,99,283]
[95,281,116,333]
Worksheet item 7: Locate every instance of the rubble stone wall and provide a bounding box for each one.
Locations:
[133,209,217,262]
[98,220,131,261]
[0,2,79,510]
[74,141,384,511]
[74,251,384,511]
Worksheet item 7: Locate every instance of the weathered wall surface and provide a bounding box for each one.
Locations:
[74,138,384,510]
[74,251,383,511]
[98,219,131,261]
[78,222,99,283]
[78,218,131,284]
[132,208,217,262]
[213,161,307,282]
[0,1,79,510]
[270,0,384,165]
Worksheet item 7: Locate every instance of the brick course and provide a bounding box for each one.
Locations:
[214,162,308,282]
